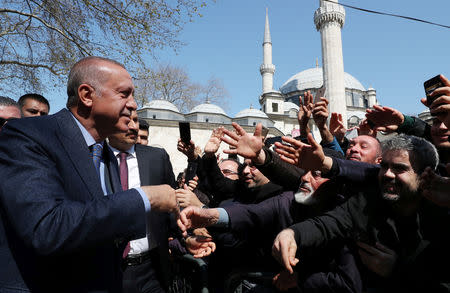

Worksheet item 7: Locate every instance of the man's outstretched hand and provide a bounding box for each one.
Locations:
[221,122,265,164]
[272,228,299,274]
[274,133,331,172]
[177,206,220,236]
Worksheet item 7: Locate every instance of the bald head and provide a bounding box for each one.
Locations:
[346,135,382,164]
[66,56,125,108]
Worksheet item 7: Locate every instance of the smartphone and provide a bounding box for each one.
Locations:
[424,75,444,106]
[179,122,191,144]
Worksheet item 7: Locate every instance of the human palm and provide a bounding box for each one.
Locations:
[365,105,404,133]
[204,127,224,154]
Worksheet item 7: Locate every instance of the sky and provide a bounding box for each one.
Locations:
[46,0,450,117]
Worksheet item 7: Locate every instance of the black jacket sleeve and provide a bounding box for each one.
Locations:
[255,147,305,191]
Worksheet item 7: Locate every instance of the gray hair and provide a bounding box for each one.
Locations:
[0,96,19,109]
[381,134,439,172]
[66,56,125,108]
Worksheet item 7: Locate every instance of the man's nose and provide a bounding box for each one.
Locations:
[383,168,395,179]
[127,96,138,111]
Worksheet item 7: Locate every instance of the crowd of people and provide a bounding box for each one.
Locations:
[0,56,448,293]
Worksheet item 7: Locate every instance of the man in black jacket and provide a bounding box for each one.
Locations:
[273,134,450,292]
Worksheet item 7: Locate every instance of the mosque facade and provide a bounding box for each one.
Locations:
[138,0,378,175]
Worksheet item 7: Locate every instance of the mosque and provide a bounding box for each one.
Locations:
[138,0,379,175]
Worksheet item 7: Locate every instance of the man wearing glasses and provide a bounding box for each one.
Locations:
[0,96,21,131]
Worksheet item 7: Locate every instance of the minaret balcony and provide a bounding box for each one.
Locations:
[260,64,275,74]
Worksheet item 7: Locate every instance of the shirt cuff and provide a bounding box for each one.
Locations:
[134,187,151,213]
[215,208,230,228]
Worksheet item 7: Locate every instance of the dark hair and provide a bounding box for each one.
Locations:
[0,96,19,108]
[66,56,125,108]
[138,118,149,131]
[18,93,50,111]
[381,134,439,173]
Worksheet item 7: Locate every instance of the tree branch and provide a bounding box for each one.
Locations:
[0,60,59,75]
[0,8,90,55]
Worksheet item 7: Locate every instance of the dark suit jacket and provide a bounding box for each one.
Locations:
[0,109,147,293]
[221,192,362,292]
[133,144,176,288]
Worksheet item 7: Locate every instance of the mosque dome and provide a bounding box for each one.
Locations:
[143,99,180,113]
[283,101,299,112]
[189,102,227,116]
[280,67,366,94]
[235,107,269,118]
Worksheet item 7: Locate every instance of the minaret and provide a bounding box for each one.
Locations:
[260,8,275,93]
[314,0,347,126]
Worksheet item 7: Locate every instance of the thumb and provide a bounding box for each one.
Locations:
[306,133,320,149]
[254,123,262,137]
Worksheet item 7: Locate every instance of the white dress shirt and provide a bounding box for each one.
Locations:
[109,145,150,255]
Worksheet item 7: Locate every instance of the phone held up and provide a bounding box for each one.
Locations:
[424,75,444,115]
[179,122,191,144]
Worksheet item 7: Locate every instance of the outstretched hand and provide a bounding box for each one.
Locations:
[329,112,347,143]
[177,206,220,236]
[298,91,314,129]
[272,228,299,274]
[365,105,404,133]
[312,97,329,130]
[175,184,203,208]
[221,122,265,164]
[204,127,224,155]
[357,119,377,137]
[185,228,216,258]
[274,133,327,172]
[419,165,450,208]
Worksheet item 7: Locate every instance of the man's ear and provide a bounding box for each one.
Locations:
[78,84,95,108]
[375,156,382,164]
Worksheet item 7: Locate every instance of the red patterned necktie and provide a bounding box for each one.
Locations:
[119,152,131,258]
[119,152,128,191]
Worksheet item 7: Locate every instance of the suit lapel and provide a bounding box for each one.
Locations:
[135,145,150,185]
[55,109,104,198]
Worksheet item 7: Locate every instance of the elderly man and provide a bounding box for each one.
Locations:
[0,96,21,130]
[273,134,450,292]
[18,93,50,117]
[0,57,179,293]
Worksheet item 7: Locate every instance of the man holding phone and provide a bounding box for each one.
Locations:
[423,74,450,129]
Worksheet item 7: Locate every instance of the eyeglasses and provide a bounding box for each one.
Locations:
[222,169,239,175]
[0,117,18,127]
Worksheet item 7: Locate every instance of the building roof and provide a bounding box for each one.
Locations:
[283,101,299,112]
[189,102,227,116]
[280,67,366,94]
[235,107,269,118]
[142,99,180,113]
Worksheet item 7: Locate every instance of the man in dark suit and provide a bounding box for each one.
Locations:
[0,56,179,293]
[108,111,176,293]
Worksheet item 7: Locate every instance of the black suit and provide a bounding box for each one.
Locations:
[121,144,176,292]
[0,109,146,293]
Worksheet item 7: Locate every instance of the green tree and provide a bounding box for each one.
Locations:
[0,0,208,94]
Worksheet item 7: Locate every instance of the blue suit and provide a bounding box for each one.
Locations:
[0,109,146,292]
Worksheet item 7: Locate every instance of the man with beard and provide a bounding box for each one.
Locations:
[177,148,362,292]
[272,134,450,292]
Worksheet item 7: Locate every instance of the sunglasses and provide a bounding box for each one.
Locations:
[0,117,18,127]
